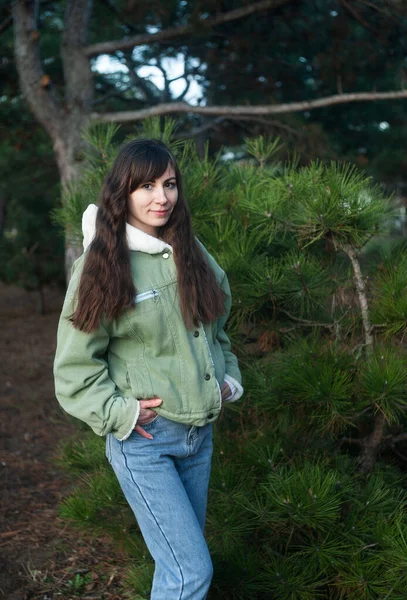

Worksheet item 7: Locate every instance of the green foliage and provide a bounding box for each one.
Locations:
[65,572,93,596]
[249,461,347,532]
[124,561,155,600]
[56,124,407,599]
[0,137,64,292]
[245,135,283,168]
[132,116,184,153]
[371,244,407,337]
[59,484,100,527]
[284,161,391,250]
[59,467,134,533]
[357,346,407,422]
[55,432,106,474]
[0,19,64,293]
[274,250,332,314]
[251,340,356,437]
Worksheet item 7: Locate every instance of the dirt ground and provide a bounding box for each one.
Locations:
[0,284,131,600]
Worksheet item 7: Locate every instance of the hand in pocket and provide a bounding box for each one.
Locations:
[135,397,162,439]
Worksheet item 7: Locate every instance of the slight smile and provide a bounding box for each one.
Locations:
[151,209,169,216]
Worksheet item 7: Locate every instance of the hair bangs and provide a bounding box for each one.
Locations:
[128,144,175,193]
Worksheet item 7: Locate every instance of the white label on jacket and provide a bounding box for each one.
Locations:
[135,289,159,303]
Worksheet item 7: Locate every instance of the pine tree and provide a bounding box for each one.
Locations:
[55,119,407,599]
[0,128,64,313]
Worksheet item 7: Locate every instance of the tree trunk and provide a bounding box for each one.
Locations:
[53,127,91,275]
[12,0,94,279]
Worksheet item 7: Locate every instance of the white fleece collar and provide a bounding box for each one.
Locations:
[82,204,172,254]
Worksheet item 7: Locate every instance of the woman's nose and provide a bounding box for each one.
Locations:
[154,187,168,203]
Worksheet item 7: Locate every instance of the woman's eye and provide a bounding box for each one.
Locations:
[140,181,176,190]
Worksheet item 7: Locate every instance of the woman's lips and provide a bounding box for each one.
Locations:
[151,209,169,216]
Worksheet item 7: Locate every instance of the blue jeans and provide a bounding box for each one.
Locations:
[106,415,214,600]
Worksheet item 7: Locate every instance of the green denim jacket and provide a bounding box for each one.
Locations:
[53,206,243,440]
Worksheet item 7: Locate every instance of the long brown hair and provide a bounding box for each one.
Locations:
[71,138,226,332]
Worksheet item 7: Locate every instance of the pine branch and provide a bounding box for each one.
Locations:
[390,433,407,445]
[358,412,386,474]
[174,77,192,102]
[339,0,383,37]
[99,0,138,34]
[118,50,161,103]
[338,244,389,475]
[227,115,303,137]
[381,432,407,463]
[338,437,363,447]
[173,117,226,140]
[340,245,374,350]
[0,14,12,35]
[357,0,401,21]
[84,0,294,57]
[390,445,407,464]
[91,90,407,124]
[279,308,335,329]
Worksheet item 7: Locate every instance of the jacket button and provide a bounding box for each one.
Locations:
[162,252,170,259]
[204,373,211,380]
[208,413,214,419]
[193,330,199,337]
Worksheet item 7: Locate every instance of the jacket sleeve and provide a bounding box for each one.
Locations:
[53,257,140,440]
[217,272,244,403]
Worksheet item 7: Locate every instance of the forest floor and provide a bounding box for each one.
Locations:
[0,284,132,600]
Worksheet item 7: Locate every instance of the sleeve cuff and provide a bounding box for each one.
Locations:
[223,374,244,403]
[116,399,140,441]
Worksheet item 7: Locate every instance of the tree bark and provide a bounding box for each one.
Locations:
[59,0,94,276]
[341,244,374,349]
[13,0,94,276]
[12,0,64,143]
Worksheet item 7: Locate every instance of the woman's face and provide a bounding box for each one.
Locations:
[128,164,178,238]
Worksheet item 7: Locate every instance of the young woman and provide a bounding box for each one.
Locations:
[53,138,243,600]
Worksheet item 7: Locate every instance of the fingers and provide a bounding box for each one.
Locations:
[134,399,162,438]
[139,397,163,409]
[134,424,153,440]
[138,409,157,425]
[142,409,157,419]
